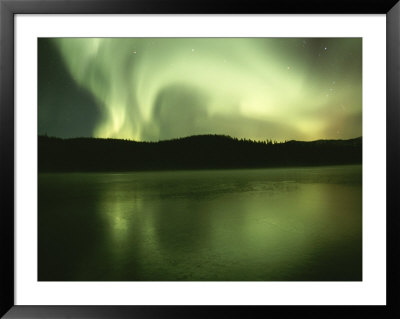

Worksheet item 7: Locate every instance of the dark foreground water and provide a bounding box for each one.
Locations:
[38,165,362,281]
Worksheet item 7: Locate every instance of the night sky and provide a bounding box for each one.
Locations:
[38,38,362,142]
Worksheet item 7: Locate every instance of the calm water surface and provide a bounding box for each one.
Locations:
[38,165,362,281]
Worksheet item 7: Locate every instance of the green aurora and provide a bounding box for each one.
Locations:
[38,38,362,142]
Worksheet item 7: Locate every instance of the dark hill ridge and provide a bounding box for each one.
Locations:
[38,134,362,172]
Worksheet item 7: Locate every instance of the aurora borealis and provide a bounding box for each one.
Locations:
[38,38,362,142]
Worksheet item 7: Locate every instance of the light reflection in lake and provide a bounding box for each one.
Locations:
[38,165,362,281]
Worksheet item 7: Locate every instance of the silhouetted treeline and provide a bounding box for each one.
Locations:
[38,134,362,172]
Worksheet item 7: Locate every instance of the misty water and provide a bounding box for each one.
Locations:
[38,165,362,281]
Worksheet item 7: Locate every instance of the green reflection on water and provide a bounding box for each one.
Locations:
[38,165,362,281]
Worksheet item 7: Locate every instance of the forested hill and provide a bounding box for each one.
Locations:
[38,134,362,172]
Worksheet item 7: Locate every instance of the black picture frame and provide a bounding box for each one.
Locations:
[1,0,399,318]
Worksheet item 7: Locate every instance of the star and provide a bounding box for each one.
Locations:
[191,48,195,52]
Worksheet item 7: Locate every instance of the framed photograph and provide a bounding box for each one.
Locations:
[1,0,399,318]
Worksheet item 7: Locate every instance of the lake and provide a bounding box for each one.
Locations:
[38,165,362,281]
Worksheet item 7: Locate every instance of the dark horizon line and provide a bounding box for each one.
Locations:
[38,133,363,144]
[38,133,362,172]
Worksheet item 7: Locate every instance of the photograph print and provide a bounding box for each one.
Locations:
[38,38,362,281]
